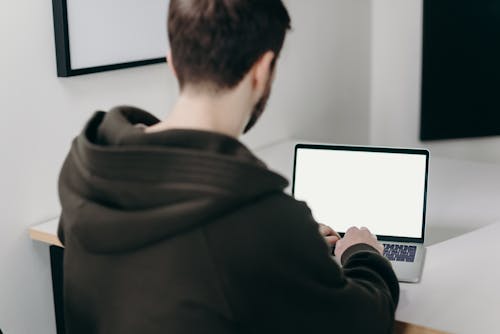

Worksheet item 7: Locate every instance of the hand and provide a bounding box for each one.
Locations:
[318,223,341,248]
[334,226,384,259]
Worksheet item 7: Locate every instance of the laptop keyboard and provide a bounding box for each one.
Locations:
[383,244,417,262]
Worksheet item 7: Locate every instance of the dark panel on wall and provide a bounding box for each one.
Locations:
[421,0,500,141]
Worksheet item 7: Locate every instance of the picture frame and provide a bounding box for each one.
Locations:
[52,0,168,77]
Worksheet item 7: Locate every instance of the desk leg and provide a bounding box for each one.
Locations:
[50,246,65,334]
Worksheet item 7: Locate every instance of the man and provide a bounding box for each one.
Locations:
[58,0,399,333]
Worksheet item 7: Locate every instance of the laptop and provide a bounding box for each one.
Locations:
[292,144,429,283]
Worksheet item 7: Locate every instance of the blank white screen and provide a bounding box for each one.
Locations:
[294,148,427,238]
[67,0,169,70]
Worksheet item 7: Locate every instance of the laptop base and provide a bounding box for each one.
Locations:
[384,242,426,283]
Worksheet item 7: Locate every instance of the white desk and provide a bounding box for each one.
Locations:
[30,139,500,333]
[397,221,500,334]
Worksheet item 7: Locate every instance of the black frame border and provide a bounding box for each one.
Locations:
[292,143,430,244]
[52,0,166,77]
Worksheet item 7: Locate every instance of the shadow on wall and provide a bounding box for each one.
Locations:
[425,224,477,246]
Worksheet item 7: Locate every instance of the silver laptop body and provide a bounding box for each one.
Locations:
[292,144,429,283]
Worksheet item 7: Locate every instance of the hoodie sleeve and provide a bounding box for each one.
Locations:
[341,243,400,310]
[268,200,399,333]
[206,194,399,334]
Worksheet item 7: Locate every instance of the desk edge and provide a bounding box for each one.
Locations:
[29,226,63,248]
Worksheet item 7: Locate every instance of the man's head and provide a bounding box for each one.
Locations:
[167,0,291,133]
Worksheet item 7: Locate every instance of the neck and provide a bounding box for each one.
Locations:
[146,86,252,138]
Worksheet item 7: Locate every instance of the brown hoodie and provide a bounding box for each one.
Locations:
[58,106,399,334]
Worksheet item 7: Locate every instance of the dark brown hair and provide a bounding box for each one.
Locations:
[168,0,291,91]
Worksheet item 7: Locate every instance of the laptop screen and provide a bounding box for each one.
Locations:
[293,145,429,241]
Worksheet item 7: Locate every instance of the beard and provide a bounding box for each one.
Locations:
[243,78,272,134]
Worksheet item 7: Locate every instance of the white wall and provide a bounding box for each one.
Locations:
[0,1,368,333]
[284,0,372,145]
[370,0,500,164]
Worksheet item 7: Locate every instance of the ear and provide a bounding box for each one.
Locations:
[251,51,275,100]
[166,50,178,78]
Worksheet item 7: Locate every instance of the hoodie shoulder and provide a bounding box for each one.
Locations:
[259,192,315,221]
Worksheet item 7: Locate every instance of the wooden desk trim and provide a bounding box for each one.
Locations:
[395,321,449,334]
[29,218,63,248]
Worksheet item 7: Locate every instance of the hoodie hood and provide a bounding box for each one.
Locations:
[58,106,288,253]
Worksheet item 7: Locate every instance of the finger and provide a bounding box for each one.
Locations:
[320,224,341,239]
[318,225,332,236]
[324,235,340,246]
[360,226,377,239]
[319,224,335,236]
[346,226,359,234]
[334,241,343,258]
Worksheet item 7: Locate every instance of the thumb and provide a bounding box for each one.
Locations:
[325,235,340,246]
